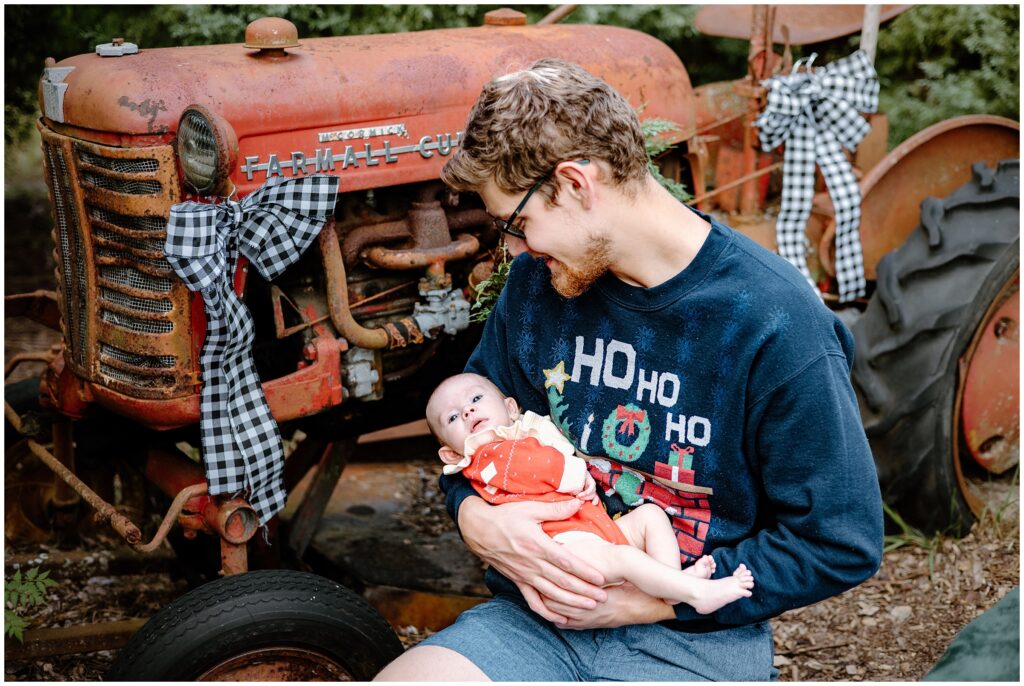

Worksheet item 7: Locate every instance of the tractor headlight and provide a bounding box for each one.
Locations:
[176,105,237,195]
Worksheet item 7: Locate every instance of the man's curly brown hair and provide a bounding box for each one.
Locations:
[441,58,648,203]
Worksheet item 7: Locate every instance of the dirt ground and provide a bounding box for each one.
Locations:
[4,458,1018,682]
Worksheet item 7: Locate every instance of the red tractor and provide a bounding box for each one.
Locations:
[6,5,1017,679]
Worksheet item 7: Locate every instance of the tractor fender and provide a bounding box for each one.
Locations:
[820,115,1019,279]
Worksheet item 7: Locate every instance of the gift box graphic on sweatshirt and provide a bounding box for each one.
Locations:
[542,337,714,565]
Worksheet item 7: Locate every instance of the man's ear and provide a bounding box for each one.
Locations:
[553,159,596,209]
[505,396,520,420]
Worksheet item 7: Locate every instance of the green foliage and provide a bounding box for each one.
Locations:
[640,117,692,203]
[873,5,1019,147]
[882,502,943,578]
[565,5,750,85]
[469,241,511,324]
[5,567,58,642]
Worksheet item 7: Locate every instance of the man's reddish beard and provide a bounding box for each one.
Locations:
[549,235,612,298]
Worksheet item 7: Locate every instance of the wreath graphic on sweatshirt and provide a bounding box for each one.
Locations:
[601,403,650,462]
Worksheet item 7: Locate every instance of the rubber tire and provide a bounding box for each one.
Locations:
[105,569,404,681]
[851,160,1019,535]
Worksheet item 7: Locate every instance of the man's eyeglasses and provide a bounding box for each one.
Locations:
[491,160,589,240]
[492,176,548,240]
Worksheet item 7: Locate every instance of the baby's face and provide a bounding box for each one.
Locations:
[429,375,517,456]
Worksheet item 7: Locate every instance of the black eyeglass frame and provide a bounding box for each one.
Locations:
[492,159,589,240]
[492,176,548,240]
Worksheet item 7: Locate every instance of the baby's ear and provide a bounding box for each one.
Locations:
[505,396,520,419]
[438,445,464,465]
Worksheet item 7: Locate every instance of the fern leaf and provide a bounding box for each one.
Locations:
[5,609,27,642]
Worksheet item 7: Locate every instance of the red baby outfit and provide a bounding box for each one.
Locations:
[445,412,628,546]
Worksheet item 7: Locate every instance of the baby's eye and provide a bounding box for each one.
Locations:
[471,394,483,403]
[446,413,458,424]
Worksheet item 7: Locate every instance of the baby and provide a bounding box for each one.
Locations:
[427,372,754,615]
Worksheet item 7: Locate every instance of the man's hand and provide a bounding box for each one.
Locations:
[457,496,608,624]
[542,582,677,630]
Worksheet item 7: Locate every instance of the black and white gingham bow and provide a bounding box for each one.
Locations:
[756,50,879,302]
[165,175,339,525]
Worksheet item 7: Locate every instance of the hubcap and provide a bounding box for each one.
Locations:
[954,270,1020,517]
[197,647,353,681]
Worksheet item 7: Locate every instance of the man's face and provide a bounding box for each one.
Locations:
[428,374,518,459]
[479,179,612,298]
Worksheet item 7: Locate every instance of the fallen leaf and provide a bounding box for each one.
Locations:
[773,655,792,667]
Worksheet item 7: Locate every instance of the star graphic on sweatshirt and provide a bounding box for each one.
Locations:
[543,360,570,394]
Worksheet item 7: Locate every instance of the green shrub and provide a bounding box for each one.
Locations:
[5,567,58,642]
[874,5,1020,146]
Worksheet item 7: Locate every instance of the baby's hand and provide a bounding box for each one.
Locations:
[577,471,598,504]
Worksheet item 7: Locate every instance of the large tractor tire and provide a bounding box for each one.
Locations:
[852,160,1019,535]
[106,569,403,681]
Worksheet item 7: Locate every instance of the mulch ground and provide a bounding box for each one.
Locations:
[5,494,1017,681]
[770,516,1018,681]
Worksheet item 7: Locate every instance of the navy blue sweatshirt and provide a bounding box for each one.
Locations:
[442,209,883,628]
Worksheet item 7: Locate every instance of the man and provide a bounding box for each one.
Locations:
[376,57,882,682]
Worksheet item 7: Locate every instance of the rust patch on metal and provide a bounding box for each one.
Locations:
[961,276,1020,475]
[117,96,169,135]
[4,619,149,661]
[695,5,911,45]
[26,439,142,545]
[856,115,1020,279]
[364,586,486,633]
[363,233,479,270]
[244,17,300,51]
[38,125,195,403]
[196,647,353,681]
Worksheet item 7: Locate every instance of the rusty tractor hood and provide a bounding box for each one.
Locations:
[42,23,695,195]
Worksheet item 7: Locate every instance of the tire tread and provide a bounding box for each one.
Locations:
[851,160,1019,533]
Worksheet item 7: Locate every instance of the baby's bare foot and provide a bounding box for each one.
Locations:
[683,555,716,579]
[688,564,755,615]
[732,563,755,589]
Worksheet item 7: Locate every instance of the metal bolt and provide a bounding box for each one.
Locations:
[993,316,1016,339]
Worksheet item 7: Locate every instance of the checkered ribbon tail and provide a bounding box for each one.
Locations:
[164,175,340,525]
[756,50,879,302]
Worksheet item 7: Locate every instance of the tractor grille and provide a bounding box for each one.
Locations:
[43,143,88,366]
[38,124,196,399]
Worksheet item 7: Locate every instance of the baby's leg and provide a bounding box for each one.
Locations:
[561,539,755,615]
[613,503,682,570]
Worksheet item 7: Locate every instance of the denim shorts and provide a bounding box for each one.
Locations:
[419,593,778,681]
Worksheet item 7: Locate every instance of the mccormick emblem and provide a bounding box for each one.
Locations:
[241,123,463,181]
[318,123,408,143]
